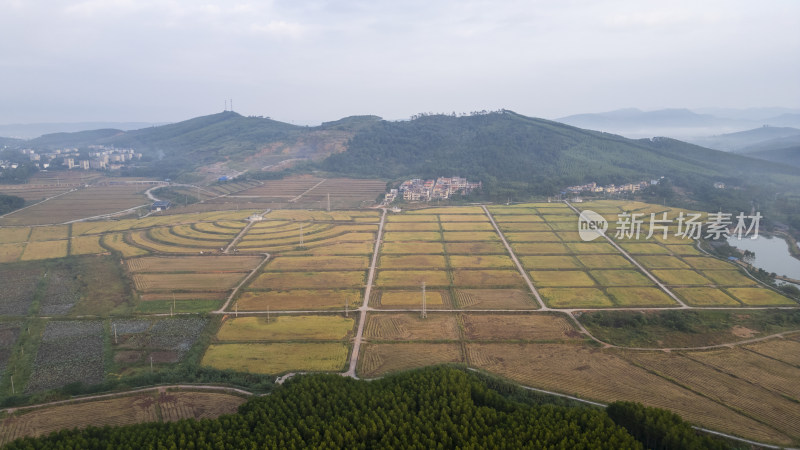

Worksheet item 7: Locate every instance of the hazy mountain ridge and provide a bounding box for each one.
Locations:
[556,108,800,140]
[0,122,168,140]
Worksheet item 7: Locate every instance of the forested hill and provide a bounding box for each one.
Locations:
[322,111,800,198]
[4,367,726,449]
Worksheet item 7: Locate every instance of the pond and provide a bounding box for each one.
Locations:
[726,234,800,280]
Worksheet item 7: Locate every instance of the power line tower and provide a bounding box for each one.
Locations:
[421,282,427,319]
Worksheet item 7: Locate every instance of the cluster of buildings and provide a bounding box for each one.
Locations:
[388,176,482,203]
[14,146,142,171]
[565,178,662,195]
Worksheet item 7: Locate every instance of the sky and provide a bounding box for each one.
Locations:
[1,0,798,125]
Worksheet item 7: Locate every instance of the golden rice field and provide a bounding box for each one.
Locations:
[452,270,525,287]
[504,232,560,242]
[519,255,582,270]
[379,254,447,269]
[448,254,514,269]
[375,270,450,288]
[216,315,355,341]
[202,343,349,374]
[538,288,614,308]
[437,214,489,222]
[510,242,570,255]
[701,270,758,286]
[29,225,69,241]
[364,313,460,341]
[280,241,374,256]
[672,287,741,306]
[127,255,263,272]
[606,287,678,307]
[101,233,150,257]
[132,273,245,291]
[727,287,797,306]
[19,240,68,260]
[442,231,500,242]
[589,270,654,286]
[380,242,445,254]
[635,255,691,269]
[444,241,507,254]
[382,231,442,242]
[651,269,712,285]
[440,221,494,231]
[384,222,441,231]
[236,290,360,311]
[386,214,439,222]
[128,231,216,254]
[358,343,464,378]
[529,270,596,287]
[0,243,25,262]
[0,227,30,244]
[409,207,484,214]
[265,255,369,271]
[377,290,448,307]
[249,271,365,290]
[69,235,106,255]
[575,254,634,269]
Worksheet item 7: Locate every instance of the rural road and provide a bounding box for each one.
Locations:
[482,205,548,310]
[345,207,387,378]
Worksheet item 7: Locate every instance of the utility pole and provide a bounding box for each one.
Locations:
[421,282,427,319]
[114,324,118,344]
[299,225,304,246]
[345,297,349,317]
[150,356,153,374]
[10,375,14,395]
[172,292,176,316]
[327,193,331,212]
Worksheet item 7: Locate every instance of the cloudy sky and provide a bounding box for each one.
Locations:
[1,0,798,124]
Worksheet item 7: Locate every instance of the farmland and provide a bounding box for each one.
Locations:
[1,196,799,446]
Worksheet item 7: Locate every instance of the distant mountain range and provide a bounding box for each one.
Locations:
[2,110,800,202]
[556,108,800,140]
[0,122,168,140]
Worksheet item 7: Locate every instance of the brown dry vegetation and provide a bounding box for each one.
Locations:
[364,313,460,341]
[460,313,580,341]
[358,343,463,378]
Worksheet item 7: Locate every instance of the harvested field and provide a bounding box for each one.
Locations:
[0,244,24,263]
[589,270,654,286]
[626,351,800,442]
[202,342,349,374]
[69,236,105,255]
[159,391,247,422]
[455,289,537,309]
[216,315,354,341]
[364,313,460,340]
[510,242,570,255]
[460,313,580,341]
[19,240,68,260]
[448,254,514,269]
[236,290,360,311]
[688,348,800,402]
[101,233,149,257]
[635,255,690,269]
[701,270,758,286]
[381,242,445,254]
[127,255,262,273]
[529,270,596,287]
[379,254,447,269]
[727,287,797,306]
[665,244,702,255]
[452,270,525,287]
[382,231,442,242]
[491,214,543,222]
[673,287,741,306]
[132,273,244,291]
[249,271,365,290]
[358,343,463,378]
[378,290,448,307]
[149,227,228,248]
[375,270,450,288]
[0,185,148,226]
[465,343,788,445]
[539,288,613,308]
[444,242,507,254]
[266,255,369,271]
[139,292,225,302]
[606,287,677,307]
[519,255,581,270]
[0,227,30,244]
[129,231,213,254]
[746,338,800,367]
[411,207,484,214]
[651,269,711,285]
